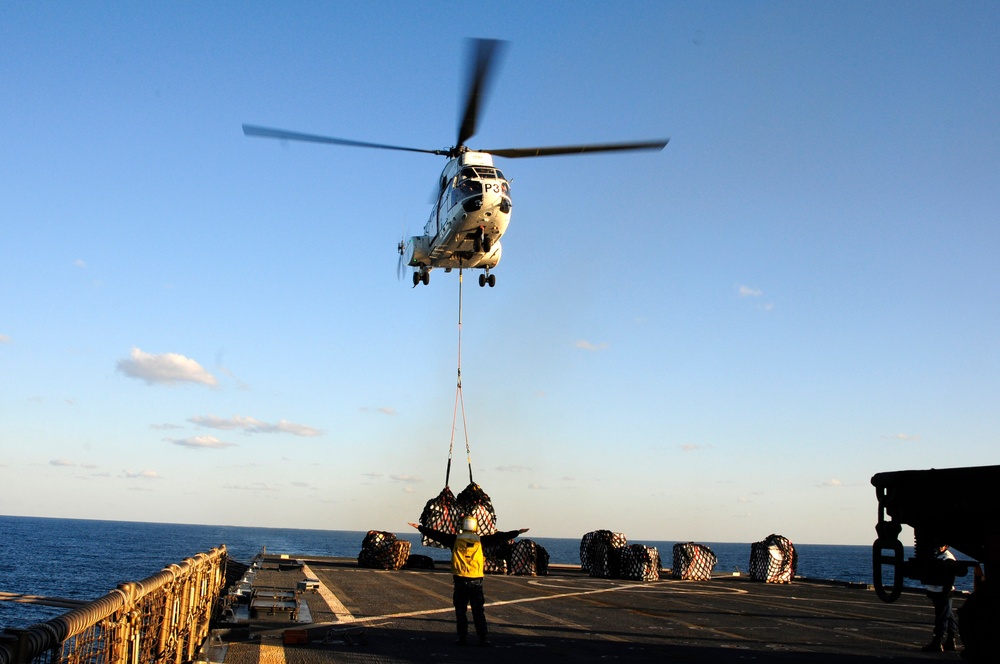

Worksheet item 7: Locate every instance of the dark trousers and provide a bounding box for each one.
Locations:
[453,576,487,640]
[927,590,957,641]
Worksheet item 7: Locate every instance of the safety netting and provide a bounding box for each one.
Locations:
[749,534,797,583]
[620,544,661,581]
[671,542,718,580]
[418,482,498,548]
[358,530,411,570]
[580,530,627,578]
[509,539,550,576]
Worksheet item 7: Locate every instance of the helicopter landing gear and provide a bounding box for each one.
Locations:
[413,268,430,287]
[478,270,496,288]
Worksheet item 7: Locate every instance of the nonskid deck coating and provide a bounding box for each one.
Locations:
[218,555,955,663]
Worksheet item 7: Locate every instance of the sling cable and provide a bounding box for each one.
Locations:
[417,268,498,544]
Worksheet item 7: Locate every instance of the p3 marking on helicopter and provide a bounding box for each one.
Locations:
[243,39,668,288]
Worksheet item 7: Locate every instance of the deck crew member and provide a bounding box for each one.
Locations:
[922,543,958,652]
[409,518,528,646]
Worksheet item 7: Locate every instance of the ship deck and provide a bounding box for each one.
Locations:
[212,554,954,663]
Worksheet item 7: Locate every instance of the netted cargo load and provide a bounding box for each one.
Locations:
[671,542,718,580]
[419,482,498,548]
[580,530,627,578]
[456,482,498,535]
[358,530,411,570]
[484,543,509,575]
[749,534,797,583]
[418,487,461,548]
[620,544,660,581]
[509,539,550,576]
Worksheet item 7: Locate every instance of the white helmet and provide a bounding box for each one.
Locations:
[461,516,478,533]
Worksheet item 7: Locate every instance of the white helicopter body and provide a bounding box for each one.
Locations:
[243,39,666,288]
[405,151,509,287]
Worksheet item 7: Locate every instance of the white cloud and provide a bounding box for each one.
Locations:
[737,284,762,297]
[50,459,76,467]
[528,483,547,490]
[0,334,10,344]
[117,347,217,387]
[73,259,87,269]
[122,469,160,479]
[822,478,843,488]
[681,444,712,452]
[188,414,322,437]
[575,340,609,352]
[166,436,235,449]
[389,474,421,483]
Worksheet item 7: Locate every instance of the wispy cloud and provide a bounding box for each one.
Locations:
[882,433,921,442]
[73,259,87,269]
[0,334,11,344]
[575,340,609,352]
[224,482,279,492]
[496,464,531,473]
[360,406,398,416]
[50,459,76,467]
[122,470,160,480]
[117,348,217,387]
[528,483,547,490]
[681,443,713,452]
[388,474,421,483]
[151,422,184,431]
[821,478,843,488]
[189,414,322,437]
[166,435,235,449]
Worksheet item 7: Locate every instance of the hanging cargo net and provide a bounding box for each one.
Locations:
[671,542,718,580]
[580,530,627,578]
[749,534,797,583]
[620,544,661,581]
[358,530,411,570]
[418,482,498,548]
[509,539,550,576]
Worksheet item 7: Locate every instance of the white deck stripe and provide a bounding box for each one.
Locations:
[301,563,356,623]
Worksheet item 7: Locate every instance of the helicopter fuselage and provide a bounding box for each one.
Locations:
[405,151,510,284]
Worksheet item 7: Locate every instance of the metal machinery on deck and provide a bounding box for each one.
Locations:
[872,464,1000,659]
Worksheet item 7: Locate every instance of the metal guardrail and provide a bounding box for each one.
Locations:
[0,546,227,664]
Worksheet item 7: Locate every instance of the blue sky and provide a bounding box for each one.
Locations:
[2,2,997,546]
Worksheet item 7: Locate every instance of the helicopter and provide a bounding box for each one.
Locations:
[243,39,668,288]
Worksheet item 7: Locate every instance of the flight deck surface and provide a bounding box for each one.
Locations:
[218,554,952,663]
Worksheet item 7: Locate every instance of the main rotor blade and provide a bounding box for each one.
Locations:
[483,139,670,159]
[456,38,507,149]
[242,124,446,156]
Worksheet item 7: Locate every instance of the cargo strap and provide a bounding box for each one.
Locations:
[446,269,474,488]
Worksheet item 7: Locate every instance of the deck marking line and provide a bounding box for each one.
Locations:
[307,582,649,627]
[301,564,356,623]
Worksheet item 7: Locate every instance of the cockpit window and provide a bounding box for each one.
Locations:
[460,166,505,181]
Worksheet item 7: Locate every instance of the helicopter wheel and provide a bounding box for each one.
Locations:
[488,273,496,288]
[483,235,492,252]
[421,270,430,286]
[478,273,486,288]
[412,271,420,287]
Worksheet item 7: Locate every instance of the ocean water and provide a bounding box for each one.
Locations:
[0,515,944,631]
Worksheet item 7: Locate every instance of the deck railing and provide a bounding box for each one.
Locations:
[0,546,227,664]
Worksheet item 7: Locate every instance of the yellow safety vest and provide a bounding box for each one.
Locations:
[451,532,484,578]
